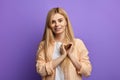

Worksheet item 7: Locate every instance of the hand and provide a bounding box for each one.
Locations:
[64,42,73,56]
[60,43,67,56]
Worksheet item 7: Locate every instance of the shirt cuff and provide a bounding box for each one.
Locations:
[45,61,54,75]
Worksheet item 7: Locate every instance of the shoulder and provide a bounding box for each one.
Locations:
[40,40,45,45]
[38,40,45,48]
[74,38,87,48]
[74,38,83,44]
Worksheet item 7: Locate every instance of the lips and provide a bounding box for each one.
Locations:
[54,27,62,31]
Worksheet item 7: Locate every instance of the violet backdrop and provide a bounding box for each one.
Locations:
[0,0,120,80]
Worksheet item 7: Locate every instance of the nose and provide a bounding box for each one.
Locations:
[55,21,59,26]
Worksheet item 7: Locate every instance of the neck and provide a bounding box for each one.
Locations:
[54,32,65,42]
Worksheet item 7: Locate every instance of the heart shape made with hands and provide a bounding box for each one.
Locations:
[64,43,72,50]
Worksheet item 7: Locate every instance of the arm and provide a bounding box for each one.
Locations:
[36,42,67,76]
[68,39,92,77]
[52,43,67,68]
[36,42,48,76]
[68,53,82,71]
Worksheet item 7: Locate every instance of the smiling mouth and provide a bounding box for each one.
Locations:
[54,27,62,31]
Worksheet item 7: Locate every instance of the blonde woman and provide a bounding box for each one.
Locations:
[36,7,92,80]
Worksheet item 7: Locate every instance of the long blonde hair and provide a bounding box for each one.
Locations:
[42,7,75,67]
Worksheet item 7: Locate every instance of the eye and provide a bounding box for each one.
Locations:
[51,20,55,24]
[58,19,63,23]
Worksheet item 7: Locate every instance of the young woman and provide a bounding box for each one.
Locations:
[36,7,92,80]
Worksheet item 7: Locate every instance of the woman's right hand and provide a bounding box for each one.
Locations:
[60,43,67,56]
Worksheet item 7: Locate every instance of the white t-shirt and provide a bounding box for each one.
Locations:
[52,42,64,80]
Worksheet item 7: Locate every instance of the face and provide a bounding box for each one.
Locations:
[50,13,67,35]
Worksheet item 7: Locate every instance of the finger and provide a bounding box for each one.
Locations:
[70,44,73,52]
[62,45,66,51]
[60,44,62,49]
[67,44,72,50]
[69,42,73,47]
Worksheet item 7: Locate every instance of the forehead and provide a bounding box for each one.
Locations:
[51,13,65,20]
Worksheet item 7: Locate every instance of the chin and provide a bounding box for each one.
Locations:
[54,31,64,34]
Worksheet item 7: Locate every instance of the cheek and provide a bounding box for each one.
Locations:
[62,21,67,27]
[49,24,54,29]
[63,26,66,31]
[50,27,54,31]
[62,23,66,29]
[50,26,56,32]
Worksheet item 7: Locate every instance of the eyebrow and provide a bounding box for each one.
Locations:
[52,18,63,21]
[58,18,63,20]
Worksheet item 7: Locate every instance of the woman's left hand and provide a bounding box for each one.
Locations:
[64,42,73,56]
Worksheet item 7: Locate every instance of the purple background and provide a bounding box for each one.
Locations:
[0,0,120,80]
